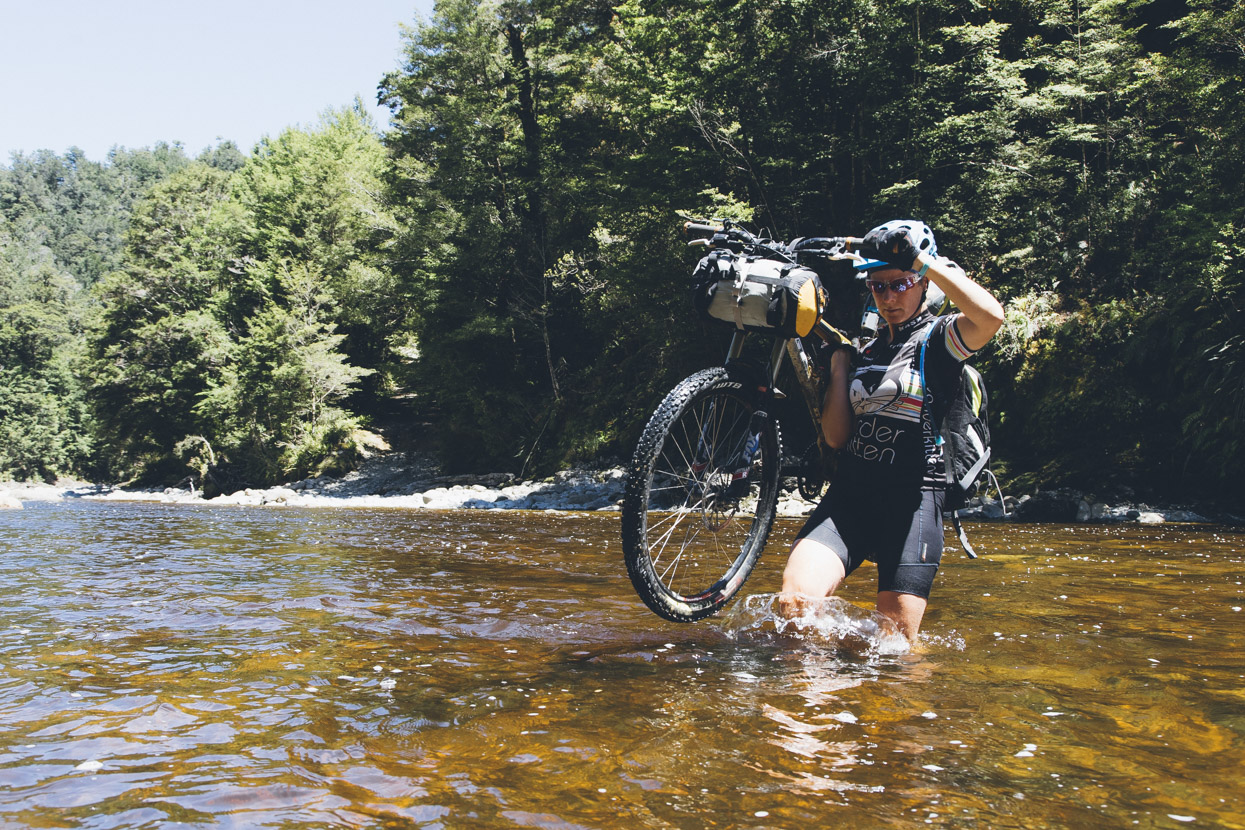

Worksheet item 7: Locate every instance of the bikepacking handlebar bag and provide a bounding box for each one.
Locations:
[693,255,826,338]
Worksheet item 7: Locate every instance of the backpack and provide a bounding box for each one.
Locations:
[917,322,1004,558]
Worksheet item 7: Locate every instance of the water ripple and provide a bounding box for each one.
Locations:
[0,501,1242,827]
[720,593,911,657]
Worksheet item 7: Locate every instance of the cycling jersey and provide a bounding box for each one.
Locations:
[840,310,976,490]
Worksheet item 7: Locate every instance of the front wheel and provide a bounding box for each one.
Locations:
[622,367,782,622]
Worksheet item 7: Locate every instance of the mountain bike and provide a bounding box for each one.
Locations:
[621,220,873,622]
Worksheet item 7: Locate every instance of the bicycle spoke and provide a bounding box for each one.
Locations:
[647,497,706,555]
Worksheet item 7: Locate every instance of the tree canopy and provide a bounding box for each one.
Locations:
[2,0,1242,503]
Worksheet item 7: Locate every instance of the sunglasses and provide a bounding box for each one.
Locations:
[865,274,923,295]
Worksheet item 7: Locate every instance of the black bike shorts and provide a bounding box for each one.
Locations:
[793,485,945,599]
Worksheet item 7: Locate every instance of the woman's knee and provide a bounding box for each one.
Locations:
[781,539,847,598]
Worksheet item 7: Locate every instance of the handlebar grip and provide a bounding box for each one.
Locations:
[684,221,725,235]
[813,319,852,345]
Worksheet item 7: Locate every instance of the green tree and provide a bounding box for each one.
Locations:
[0,205,91,480]
[381,0,730,471]
[1155,0,1245,494]
[196,261,374,484]
[0,144,197,288]
[87,162,236,480]
[0,143,222,481]
[0,298,91,480]
[382,0,585,469]
[229,104,403,397]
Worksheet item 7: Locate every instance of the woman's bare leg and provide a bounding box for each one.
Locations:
[779,538,847,617]
[876,591,927,640]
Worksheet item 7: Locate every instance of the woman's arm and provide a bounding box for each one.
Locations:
[821,348,854,450]
[915,253,1005,352]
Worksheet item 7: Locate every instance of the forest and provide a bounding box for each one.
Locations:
[1,0,1242,503]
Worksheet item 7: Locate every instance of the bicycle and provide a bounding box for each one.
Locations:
[621,219,876,622]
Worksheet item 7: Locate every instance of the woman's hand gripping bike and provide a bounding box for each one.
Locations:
[621,219,869,622]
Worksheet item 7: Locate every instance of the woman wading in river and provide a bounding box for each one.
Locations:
[780,220,1005,641]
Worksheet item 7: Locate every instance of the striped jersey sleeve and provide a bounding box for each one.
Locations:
[943,314,976,363]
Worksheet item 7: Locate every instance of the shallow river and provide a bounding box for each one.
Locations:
[0,500,1242,828]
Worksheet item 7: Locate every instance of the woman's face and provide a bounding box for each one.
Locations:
[868,267,926,327]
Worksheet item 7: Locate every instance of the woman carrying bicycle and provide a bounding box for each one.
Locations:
[780,220,1005,641]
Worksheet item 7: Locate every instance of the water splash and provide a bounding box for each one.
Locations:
[719,594,910,657]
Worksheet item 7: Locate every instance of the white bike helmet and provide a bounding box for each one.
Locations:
[854,219,938,271]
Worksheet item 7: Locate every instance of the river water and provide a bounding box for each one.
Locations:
[0,500,1242,828]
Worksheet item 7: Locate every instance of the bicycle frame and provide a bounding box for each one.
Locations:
[721,311,851,490]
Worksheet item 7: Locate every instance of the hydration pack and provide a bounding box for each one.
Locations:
[918,324,1003,558]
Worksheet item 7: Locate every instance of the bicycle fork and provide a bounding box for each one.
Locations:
[689,407,768,499]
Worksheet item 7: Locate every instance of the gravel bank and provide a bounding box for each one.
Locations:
[0,452,1229,525]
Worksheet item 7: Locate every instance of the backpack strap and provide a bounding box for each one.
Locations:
[951,511,979,559]
[915,320,942,450]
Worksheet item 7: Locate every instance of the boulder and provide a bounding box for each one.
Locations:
[260,488,300,505]
[980,500,1008,520]
[0,491,22,510]
[1162,509,1210,523]
[1012,490,1083,522]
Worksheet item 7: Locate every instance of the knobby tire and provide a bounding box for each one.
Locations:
[621,367,782,622]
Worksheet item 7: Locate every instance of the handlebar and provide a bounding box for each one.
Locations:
[683,219,871,266]
[791,236,867,257]
[683,218,792,260]
[683,221,725,235]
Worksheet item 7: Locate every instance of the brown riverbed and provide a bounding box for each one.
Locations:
[0,501,1241,828]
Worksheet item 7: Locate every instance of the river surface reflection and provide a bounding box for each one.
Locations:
[0,501,1242,828]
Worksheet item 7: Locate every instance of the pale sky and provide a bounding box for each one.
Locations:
[1,0,435,162]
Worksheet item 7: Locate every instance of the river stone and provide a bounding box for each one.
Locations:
[1013,490,1081,522]
[980,501,1007,520]
[776,497,813,517]
[261,488,299,505]
[0,491,21,510]
[1163,509,1210,523]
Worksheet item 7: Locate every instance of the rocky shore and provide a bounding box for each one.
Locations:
[0,450,1231,525]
